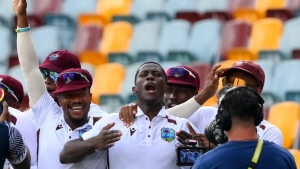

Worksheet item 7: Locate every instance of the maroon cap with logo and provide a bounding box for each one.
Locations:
[221,61,265,87]
[39,50,81,73]
[166,66,200,91]
[0,75,24,103]
[52,68,93,94]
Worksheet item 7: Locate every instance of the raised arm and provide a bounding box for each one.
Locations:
[167,64,226,118]
[60,123,122,164]
[13,0,46,106]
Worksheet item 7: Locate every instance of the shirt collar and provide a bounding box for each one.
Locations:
[59,114,94,131]
[135,106,166,117]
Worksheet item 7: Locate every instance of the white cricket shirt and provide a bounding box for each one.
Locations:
[82,107,200,169]
[188,106,283,146]
[32,92,107,169]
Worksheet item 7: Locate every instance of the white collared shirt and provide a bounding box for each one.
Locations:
[188,106,283,146]
[82,107,200,169]
[32,92,107,169]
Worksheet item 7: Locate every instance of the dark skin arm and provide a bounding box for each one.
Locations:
[119,64,228,127]
[60,123,122,164]
[176,122,216,150]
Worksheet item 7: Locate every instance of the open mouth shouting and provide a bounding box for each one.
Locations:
[145,83,157,94]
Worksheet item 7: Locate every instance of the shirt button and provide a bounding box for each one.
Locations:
[146,118,148,120]
[148,135,150,137]
[69,136,71,139]
[149,126,151,129]
[69,129,71,131]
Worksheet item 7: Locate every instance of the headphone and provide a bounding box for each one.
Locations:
[216,86,265,131]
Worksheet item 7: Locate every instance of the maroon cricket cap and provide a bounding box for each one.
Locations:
[221,61,265,87]
[166,66,200,91]
[39,50,81,73]
[0,75,24,103]
[52,68,93,94]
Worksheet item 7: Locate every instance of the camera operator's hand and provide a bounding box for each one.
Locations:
[0,102,10,123]
[176,122,197,144]
[197,134,216,150]
[119,102,137,128]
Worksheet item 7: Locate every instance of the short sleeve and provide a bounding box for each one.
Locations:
[7,125,27,164]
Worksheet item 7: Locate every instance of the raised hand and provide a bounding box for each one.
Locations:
[202,64,228,98]
[13,0,27,16]
[119,102,137,127]
[0,102,11,123]
[176,122,197,144]
[91,122,122,150]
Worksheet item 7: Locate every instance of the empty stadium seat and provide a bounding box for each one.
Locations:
[158,20,193,63]
[32,0,62,19]
[228,0,254,14]
[79,50,107,67]
[130,0,166,20]
[270,60,300,102]
[91,63,125,104]
[62,0,97,21]
[279,18,300,59]
[234,0,286,23]
[128,21,161,63]
[288,149,300,168]
[185,62,211,89]
[119,62,144,102]
[188,19,222,64]
[71,24,103,56]
[7,65,28,95]
[78,14,105,26]
[0,26,11,64]
[31,26,60,62]
[96,0,132,24]
[43,14,77,50]
[196,0,229,13]
[175,11,203,24]
[219,20,251,61]
[268,102,300,149]
[100,21,133,58]
[228,18,283,61]
[0,0,16,27]
[165,0,197,18]
[80,62,95,76]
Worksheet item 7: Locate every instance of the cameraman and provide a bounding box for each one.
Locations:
[192,87,296,169]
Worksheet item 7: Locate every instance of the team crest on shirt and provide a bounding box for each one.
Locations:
[49,54,59,61]
[161,128,175,142]
[173,71,179,77]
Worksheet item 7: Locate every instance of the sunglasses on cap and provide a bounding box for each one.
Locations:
[222,77,258,88]
[56,72,90,85]
[0,82,19,102]
[166,67,198,86]
[40,68,60,82]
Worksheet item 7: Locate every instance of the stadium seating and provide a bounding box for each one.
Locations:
[288,149,300,168]
[61,0,96,21]
[0,26,11,64]
[71,24,103,56]
[228,18,283,61]
[219,20,251,60]
[158,20,191,62]
[185,62,211,89]
[7,65,28,95]
[96,0,132,24]
[78,50,107,67]
[188,19,222,64]
[268,102,300,149]
[165,0,197,18]
[91,63,125,104]
[233,0,286,23]
[130,0,165,20]
[31,26,60,62]
[32,0,62,20]
[100,21,133,58]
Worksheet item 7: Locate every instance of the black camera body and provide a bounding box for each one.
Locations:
[176,139,206,166]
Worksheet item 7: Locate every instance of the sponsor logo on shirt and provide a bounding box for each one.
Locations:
[161,128,175,142]
[79,126,92,137]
